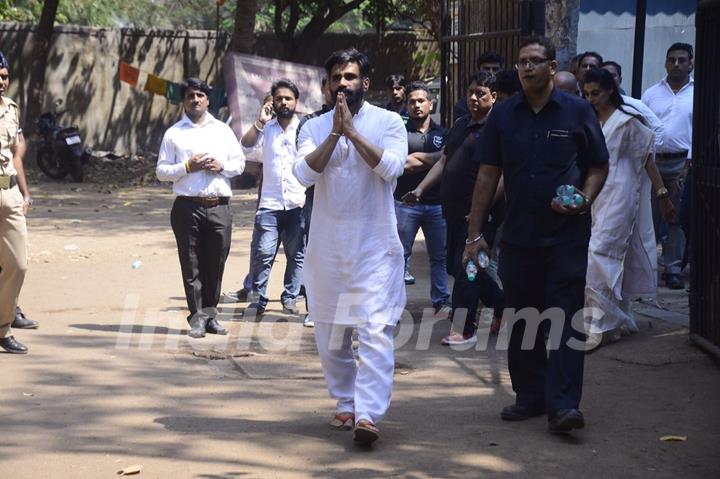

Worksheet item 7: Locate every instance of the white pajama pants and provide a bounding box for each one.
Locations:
[314,321,395,424]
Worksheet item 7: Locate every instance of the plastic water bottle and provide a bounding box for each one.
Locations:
[555,185,584,207]
[478,251,490,269]
[466,260,478,282]
[131,260,142,269]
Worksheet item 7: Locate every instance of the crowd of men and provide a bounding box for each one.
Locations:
[1,36,694,446]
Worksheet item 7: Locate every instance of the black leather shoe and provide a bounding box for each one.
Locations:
[12,307,39,329]
[548,409,585,433]
[666,274,684,290]
[0,336,29,354]
[501,403,546,421]
[206,318,228,335]
[188,316,208,338]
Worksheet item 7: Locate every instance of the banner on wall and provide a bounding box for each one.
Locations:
[223,53,325,141]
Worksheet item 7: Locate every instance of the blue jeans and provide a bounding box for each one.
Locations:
[251,207,305,307]
[652,158,687,274]
[395,201,450,306]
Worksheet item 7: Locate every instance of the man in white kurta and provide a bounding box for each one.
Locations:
[293,48,407,445]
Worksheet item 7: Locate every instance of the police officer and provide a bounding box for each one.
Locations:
[0,51,33,354]
[464,37,609,433]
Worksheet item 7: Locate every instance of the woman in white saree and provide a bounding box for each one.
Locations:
[582,69,675,349]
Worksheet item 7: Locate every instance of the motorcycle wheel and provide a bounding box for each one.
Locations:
[36,145,68,179]
[68,156,84,182]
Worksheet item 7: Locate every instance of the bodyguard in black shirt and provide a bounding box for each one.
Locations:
[464,37,609,433]
[394,82,450,312]
[405,72,506,345]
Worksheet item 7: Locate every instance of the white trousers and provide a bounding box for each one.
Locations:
[314,322,395,424]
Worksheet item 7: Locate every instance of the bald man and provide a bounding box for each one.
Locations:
[554,71,580,96]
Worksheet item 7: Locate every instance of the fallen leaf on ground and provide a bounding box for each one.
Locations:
[116,464,142,475]
[659,435,687,442]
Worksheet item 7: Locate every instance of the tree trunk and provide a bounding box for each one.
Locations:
[230,0,258,53]
[24,0,59,134]
[545,0,581,69]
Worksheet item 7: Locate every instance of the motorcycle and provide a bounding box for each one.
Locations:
[34,99,90,182]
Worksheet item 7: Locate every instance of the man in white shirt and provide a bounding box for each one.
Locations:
[293,48,408,445]
[156,78,245,338]
[241,79,306,316]
[601,60,664,151]
[642,43,694,290]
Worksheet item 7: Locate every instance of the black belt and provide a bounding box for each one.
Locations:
[177,195,230,207]
[0,174,17,189]
[656,151,688,160]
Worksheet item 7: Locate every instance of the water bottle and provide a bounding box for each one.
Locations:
[466,260,478,282]
[555,185,584,207]
[478,251,490,269]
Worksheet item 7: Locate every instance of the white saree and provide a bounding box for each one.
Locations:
[586,108,657,334]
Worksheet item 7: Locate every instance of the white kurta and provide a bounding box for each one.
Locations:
[586,109,657,334]
[293,102,408,326]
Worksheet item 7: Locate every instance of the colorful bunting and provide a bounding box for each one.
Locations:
[118,63,225,111]
[209,86,227,113]
[119,62,140,86]
[144,74,168,96]
[166,81,183,103]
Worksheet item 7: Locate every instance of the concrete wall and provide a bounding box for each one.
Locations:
[0,23,227,155]
[577,0,696,95]
[0,23,438,156]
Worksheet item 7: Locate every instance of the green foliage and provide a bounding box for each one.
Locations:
[0,1,433,35]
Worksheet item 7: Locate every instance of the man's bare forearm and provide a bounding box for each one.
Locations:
[412,151,442,166]
[347,129,383,169]
[467,164,502,238]
[11,133,29,199]
[582,163,608,206]
[414,155,445,194]
[240,124,261,148]
[304,134,340,173]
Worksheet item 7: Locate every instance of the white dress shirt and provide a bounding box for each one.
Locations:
[156,112,245,196]
[293,102,408,325]
[641,77,694,156]
[244,116,306,211]
[622,95,663,151]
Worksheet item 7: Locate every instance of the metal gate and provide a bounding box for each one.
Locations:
[689,0,720,358]
[439,0,544,126]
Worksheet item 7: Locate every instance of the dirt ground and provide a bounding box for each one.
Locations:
[3,180,719,479]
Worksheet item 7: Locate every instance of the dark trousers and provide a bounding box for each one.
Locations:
[499,238,587,413]
[446,217,505,337]
[171,198,232,321]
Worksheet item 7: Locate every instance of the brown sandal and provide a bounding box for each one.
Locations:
[353,419,380,445]
[329,411,355,430]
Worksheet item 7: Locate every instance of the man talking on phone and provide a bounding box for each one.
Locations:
[156,78,245,338]
[241,79,306,317]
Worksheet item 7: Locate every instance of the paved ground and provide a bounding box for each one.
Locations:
[3,181,719,478]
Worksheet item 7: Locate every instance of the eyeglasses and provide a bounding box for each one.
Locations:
[515,58,549,69]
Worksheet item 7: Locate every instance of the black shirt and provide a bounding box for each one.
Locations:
[394,120,448,204]
[476,88,609,248]
[441,114,504,244]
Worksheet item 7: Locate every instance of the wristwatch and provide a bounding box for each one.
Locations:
[656,187,670,199]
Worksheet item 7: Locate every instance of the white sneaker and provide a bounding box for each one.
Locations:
[441,332,478,346]
[303,315,314,328]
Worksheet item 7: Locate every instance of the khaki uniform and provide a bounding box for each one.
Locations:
[0,97,28,338]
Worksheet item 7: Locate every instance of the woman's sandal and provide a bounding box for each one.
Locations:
[353,419,380,445]
[329,411,355,430]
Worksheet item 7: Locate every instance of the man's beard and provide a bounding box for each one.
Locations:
[334,86,365,108]
[276,106,294,118]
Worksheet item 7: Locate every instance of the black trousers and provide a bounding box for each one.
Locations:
[498,238,588,413]
[446,217,505,337]
[171,198,232,321]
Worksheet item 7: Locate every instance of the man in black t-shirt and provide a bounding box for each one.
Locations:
[394,82,450,313]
